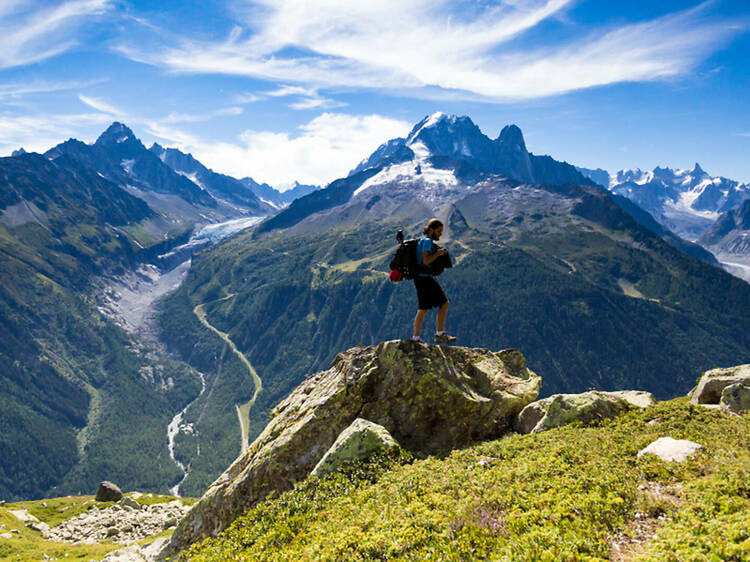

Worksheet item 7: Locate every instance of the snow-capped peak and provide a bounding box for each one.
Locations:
[405,112,460,145]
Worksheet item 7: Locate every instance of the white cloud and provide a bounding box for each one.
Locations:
[0,0,111,69]
[161,106,244,123]
[146,112,411,187]
[234,91,262,104]
[0,111,112,154]
[0,78,107,100]
[78,93,126,117]
[114,0,744,101]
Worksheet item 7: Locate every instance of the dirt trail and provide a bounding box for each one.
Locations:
[193,294,262,452]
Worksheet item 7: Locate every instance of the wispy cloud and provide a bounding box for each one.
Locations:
[78,93,128,118]
[0,0,111,69]
[144,112,411,186]
[234,91,262,104]
[0,111,112,154]
[265,84,345,110]
[0,78,107,100]
[161,106,244,124]
[114,0,744,101]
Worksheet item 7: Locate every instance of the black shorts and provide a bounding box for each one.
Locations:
[414,276,448,310]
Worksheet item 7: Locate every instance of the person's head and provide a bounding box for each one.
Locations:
[423,218,443,240]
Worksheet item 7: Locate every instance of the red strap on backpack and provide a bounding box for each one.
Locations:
[389,269,403,282]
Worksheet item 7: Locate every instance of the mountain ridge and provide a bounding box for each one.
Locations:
[577,163,750,241]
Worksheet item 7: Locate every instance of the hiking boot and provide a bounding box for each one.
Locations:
[434,332,457,343]
[410,336,424,343]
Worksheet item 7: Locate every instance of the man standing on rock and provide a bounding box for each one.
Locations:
[412,218,456,344]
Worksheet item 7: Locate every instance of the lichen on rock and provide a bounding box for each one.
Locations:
[158,340,540,558]
[720,382,750,414]
[514,390,653,434]
[311,418,399,478]
[690,364,750,406]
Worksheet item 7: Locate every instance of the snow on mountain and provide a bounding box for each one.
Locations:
[578,164,750,241]
[351,112,587,204]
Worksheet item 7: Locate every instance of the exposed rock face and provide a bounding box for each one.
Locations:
[637,437,703,462]
[514,390,654,434]
[690,365,750,406]
[311,418,399,478]
[159,340,540,558]
[96,481,123,502]
[720,383,750,414]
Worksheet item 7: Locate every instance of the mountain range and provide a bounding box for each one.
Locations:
[3,113,750,502]
[0,122,317,501]
[156,112,750,494]
[577,164,750,242]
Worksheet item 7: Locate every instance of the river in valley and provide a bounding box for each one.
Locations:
[98,215,264,496]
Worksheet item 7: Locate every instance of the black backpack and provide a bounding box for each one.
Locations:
[389,230,419,281]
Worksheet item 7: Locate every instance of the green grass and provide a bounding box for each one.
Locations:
[0,494,197,561]
[184,399,749,561]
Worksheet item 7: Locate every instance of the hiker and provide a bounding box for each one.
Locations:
[412,218,456,343]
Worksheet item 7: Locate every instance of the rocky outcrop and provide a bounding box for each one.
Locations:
[637,437,703,463]
[514,390,654,434]
[690,365,750,406]
[96,481,123,502]
[720,383,750,414]
[311,418,399,478]
[159,340,540,558]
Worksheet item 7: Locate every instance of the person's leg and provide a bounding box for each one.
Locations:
[436,301,450,333]
[413,309,427,338]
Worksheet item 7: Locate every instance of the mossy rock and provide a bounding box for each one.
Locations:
[311,418,399,478]
[514,390,653,434]
[720,382,750,414]
[159,340,540,558]
[690,364,750,405]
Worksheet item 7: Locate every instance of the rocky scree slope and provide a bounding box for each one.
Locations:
[159,340,540,557]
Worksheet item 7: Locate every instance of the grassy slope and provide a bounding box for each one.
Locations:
[185,399,750,561]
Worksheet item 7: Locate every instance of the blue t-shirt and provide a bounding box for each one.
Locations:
[417,236,435,277]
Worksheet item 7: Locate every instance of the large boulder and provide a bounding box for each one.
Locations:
[311,418,399,478]
[720,383,750,414]
[690,364,750,405]
[159,340,540,558]
[514,390,653,434]
[96,481,123,502]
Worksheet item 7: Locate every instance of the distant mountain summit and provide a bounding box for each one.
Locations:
[578,164,750,241]
[350,112,586,187]
[261,113,591,234]
[239,178,319,208]
[149,143,271,212]
[46,122,216,208]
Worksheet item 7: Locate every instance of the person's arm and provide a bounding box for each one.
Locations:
[422,240,446,265]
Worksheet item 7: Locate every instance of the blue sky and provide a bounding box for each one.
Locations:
[0,0,748,188]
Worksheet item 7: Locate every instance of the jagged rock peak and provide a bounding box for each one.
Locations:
[405,112,479,144]
[497,124,526,152]
[95,122,138,146]
[692,162,706,175]
[11,147,26,156]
